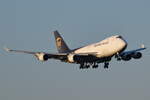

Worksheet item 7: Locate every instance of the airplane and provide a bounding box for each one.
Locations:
[4,30,146,69]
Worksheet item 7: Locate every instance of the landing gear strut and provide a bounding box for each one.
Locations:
[92,63,98,69]
[79,63,98,69]
[104,62,109,69]
[115,52,122,61]
[79,63,90,69]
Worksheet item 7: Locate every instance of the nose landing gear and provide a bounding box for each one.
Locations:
[115,52,122,61]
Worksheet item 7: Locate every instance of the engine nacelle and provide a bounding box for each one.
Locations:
[121,55,132,61]
[35,53,49,61]
[132,52,142,59]
[67,54,75,63]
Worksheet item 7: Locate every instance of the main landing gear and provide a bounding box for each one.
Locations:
[79,62,110,69]
[104,62,109,69]
[79,63,98,69]
[79,63,90,69]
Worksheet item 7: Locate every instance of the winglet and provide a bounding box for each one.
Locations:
[3,46,12,52]
[140,44,146,49]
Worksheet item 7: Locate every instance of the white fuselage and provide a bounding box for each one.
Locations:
[74,35,127,58]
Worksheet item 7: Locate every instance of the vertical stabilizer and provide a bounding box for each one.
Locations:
[53,30,70,53]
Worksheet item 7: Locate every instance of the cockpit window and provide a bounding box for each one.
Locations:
[116,35,122,39]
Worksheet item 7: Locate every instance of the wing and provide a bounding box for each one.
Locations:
[4,47,68,61]
[4,47,100,62]
[118,44,146,61]
[4,47,36,54]
[120,44,146,56]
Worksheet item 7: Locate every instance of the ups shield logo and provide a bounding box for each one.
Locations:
[56,37,62,48]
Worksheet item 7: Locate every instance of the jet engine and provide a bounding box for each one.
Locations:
[67,54,75,63]
[131,52,142,59]
[35,52,49,61]
[121,55,132,61]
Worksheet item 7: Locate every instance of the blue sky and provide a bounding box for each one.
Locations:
[0,0,150,100]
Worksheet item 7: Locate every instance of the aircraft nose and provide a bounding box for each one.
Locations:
[116,35,127,50]
[120,37,127,50]
[116,35,127,45]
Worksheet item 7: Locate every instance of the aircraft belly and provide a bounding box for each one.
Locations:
[74,38,126,58]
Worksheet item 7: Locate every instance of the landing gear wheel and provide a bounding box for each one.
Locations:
[104,62,109,69]
[92,63,98,69]
[79,63,90,69]
[115,53,122,61]
[117,58,121,61]
[92,65,98,69]
[79,63,84,69]
[85,65,90,69]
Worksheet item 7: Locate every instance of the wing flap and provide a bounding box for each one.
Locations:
[4,47,68,60]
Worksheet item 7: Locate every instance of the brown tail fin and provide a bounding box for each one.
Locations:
[53,30,70,53]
